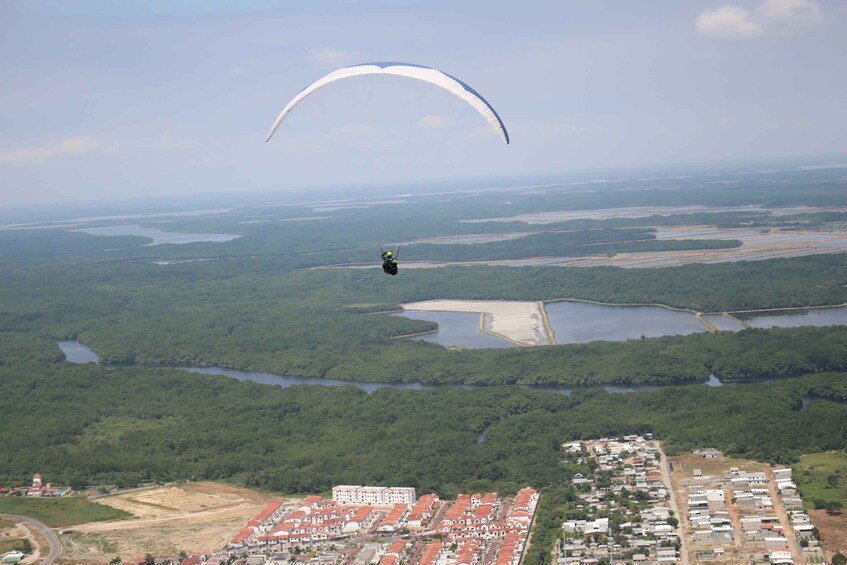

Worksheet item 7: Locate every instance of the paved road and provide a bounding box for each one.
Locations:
[1,514,62,565]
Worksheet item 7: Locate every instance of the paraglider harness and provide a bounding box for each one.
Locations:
[380,245,399,276]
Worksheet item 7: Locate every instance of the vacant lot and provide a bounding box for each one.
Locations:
[808,509,847,562]
[792,451,847,509]
[0,497,131,527]
[63,482,278,562]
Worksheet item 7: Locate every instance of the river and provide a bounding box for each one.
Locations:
[56,341,704,395]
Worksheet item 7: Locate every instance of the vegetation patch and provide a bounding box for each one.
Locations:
[0,537,32,555]
[793,451,847,511]
[0,497,132,527]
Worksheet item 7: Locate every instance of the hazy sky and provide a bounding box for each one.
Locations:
[1,0,845,205]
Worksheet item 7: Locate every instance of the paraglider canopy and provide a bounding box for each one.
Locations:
[265,62,509,144]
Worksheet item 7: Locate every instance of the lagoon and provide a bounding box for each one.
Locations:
[736,306,847,329]
[57,340,100,363]
[545,301,706,344]
[73,224,240,245]
[394,311,515,349]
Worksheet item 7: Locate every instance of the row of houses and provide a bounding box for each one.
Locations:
[224,485,538,565]
[557,435,680,565]
[682,452,824,564]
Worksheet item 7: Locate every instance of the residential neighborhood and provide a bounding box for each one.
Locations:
[154,485,539,565]
[556,434,682,565]
[675,449,826,564]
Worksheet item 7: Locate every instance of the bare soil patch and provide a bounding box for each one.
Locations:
[809,509,847,562]
[62,482,278,562]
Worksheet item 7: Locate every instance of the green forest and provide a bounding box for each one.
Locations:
[0,363,845,492]
[2,168,847,561]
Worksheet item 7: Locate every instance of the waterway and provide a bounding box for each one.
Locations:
[55,341,694,396]
[55,342,841,413]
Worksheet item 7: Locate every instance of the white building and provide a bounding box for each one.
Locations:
[332,485,416,505]
[333,485,362,504]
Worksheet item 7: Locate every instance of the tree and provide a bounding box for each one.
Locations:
[110,558,122,565]
[666,517,679,528]
[831,553,846,565]
[824,500,843,514]
[144,554,156,565]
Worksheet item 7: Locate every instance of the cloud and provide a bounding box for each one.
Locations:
[306,46,359,68]
[757,0,824,28]
[696,5,764,38]
[696,0,824,38]
[0,136,102,164]
[417,115,447,129]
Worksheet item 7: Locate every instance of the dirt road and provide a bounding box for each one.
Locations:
[658,452,689,565]
[764,468,803,561]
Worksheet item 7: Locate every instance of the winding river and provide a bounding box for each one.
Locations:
[57,342,843,427]
[57,341,707,395]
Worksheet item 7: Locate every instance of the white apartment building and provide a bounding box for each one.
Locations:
[332,485,417,505]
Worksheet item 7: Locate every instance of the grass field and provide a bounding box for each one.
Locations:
[0,518,16,529]
[0,497,132,527]
[792,451,847,510]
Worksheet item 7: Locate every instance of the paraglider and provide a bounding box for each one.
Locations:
[264,62,509,144]
[380,245,399,276]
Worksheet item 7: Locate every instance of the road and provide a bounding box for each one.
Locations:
[764,468,803,562]
[657,450,690,565]
[1,514,62,565]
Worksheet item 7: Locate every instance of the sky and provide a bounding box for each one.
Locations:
[1,0,846,205]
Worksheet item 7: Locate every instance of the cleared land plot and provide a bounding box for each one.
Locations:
[64,482,279,562]
[808,509,847,562]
